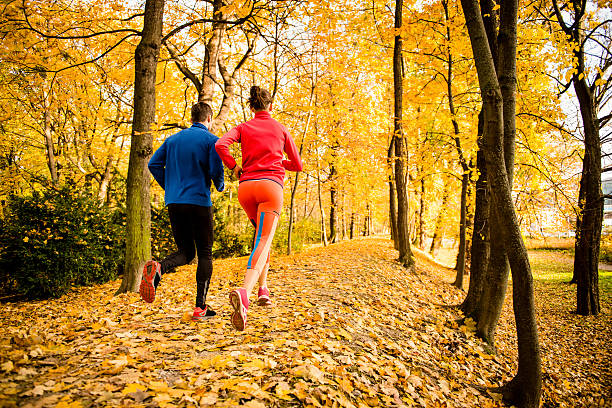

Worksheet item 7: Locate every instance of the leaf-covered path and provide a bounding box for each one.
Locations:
[1,238,609,407]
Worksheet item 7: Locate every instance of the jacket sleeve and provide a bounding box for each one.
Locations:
[148,141,167,189]
[209,140,225,192]
[215,127,241,170]
[282,130,303,172]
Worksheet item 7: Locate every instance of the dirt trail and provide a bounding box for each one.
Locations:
[0,238,608,407]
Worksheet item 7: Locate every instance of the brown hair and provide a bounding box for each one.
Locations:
[191,101,213,123]
[248,86,272,111]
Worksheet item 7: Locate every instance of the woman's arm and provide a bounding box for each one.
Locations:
[215,127,241,170]
[209,140,225,192]
[282,131,303,172]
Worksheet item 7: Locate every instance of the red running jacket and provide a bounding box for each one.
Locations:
[215,111,303,186]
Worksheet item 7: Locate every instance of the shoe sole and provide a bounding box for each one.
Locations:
[229,291,246,331]
[139,261,158,303]
[257,296,272,306]
[192,315,215,322]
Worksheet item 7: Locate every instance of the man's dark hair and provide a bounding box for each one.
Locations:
[191,102,213,123]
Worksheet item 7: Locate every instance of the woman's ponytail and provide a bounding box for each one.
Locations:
[248,86,272,111]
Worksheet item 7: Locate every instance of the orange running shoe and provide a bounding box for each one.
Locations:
[139,260,161,303]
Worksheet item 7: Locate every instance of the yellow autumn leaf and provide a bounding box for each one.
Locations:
[148,381,169,392]
[154,393,172,403]
[243,358,266,370]
[199,392,219,406]
[122,383,146,394]
[1,361,14,372]
[338,377,354,394]
[275,381,293,400]
[243,400,267,408]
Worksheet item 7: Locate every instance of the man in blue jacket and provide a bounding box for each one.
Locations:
[141,102,225,321]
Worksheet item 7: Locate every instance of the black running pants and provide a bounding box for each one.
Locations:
[161,204,213,308]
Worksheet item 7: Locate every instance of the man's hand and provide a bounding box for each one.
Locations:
[233,165,243,179]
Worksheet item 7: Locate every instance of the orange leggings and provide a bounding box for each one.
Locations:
[238,179,283,272]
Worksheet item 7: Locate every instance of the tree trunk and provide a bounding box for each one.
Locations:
[43,107,59,184]
[211,35,255,133]
[350,212,355,239]
[462,0,497,316]
[470,0,523,344]
[287,89,313,254]
[97,157,114,202]
[369,204,373,235]
[393,0,414,268]
[329,165,338,243]
[389,179,398,244]
[570,185,582,284]
[443,0,470,288]
[453,171,468,289]
[417,176,425,248]
[465,0,508,347]
[199,0,225,104]
[303,173,309,218]
[562,5,602,315]
[474,214,509,345]
[287,174,299,255]
[97,124,122,203]
[117,0,165,294]
[461,0,541,405]
[429,181,450,255]
[287,85,315,255]
[316,140,328,247]
[464,179,475,272]
[573,77,602,316]
[341,191,347,239]
[318,178,328,246]
[363,203,371,236]
[388,139,398,246]
[462,110,490,316]
[211,60,236,134]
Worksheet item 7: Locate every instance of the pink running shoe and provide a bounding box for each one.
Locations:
[139,260,161,303]
[229,288,249,331]
[257,287,272,306]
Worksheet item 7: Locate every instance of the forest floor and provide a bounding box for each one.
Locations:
[0,238,610,408]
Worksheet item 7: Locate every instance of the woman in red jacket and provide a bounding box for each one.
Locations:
[215,86,302,331]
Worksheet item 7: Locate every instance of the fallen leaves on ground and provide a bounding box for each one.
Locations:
[494,250,611,407]
[0,238,609,407]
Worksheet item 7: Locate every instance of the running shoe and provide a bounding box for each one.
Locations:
[192,305,216,321]
[139,260,161,303]
[229,288,249,331]
[257,286,272,306]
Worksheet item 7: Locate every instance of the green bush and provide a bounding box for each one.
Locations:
[600,236,612,264]
[0,185,314,300]
[212,199,251,258]
[0,186,124,299]
[274,215,321,254]
[151,205,175,260]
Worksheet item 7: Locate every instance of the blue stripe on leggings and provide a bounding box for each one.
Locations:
[247,212,265,269]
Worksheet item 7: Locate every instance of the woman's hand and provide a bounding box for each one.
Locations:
[233,165,243,179]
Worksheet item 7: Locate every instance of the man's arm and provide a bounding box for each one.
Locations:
[148,141,167,189]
